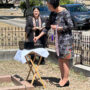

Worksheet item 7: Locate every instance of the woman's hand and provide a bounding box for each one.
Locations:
[33,27,38,31]
[33,27,43,31]
[33,36,39,43]
[33,32,45,43]
[38,27,45,31]
[51,25,63,31]
[51,25,57,30]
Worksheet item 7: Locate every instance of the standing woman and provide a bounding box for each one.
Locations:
[25,7,46,64]
[34,0,74,87]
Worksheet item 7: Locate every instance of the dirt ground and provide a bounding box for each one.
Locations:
[0,60,90,90]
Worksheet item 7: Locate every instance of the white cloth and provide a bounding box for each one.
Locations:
[14,48,49,64]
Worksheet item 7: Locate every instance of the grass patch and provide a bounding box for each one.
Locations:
[0,81,16,87]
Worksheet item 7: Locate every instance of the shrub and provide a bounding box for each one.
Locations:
[19,1,26,9]
[20,0,43,9]
[60,0,74,5]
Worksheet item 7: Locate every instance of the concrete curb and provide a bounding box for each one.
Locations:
[72,65,90,77]
[0,49,17,60]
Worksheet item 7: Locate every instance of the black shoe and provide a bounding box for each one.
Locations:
[56,81,69,87]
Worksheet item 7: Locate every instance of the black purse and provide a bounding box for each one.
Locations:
[19,41,43,50]
[19,41,34,50]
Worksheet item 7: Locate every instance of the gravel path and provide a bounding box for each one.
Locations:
[0,60,90,90]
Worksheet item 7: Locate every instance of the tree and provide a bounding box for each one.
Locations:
[60,0,74,5]
[6,0,8,4]
[26,0,30,9]
[20,0,43,17]
[0,0,9,4]
[25,0,43,8]
[0,0,3,4]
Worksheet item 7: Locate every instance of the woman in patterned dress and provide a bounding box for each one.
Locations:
[34,0,74,87]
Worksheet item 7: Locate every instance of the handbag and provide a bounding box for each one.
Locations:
[19,41,34,50]
[19,41,43,50]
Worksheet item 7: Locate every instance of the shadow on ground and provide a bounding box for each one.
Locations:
[27,77,60,87]
[0,16,24,19]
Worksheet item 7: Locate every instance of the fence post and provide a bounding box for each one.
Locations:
[80,32,83,65]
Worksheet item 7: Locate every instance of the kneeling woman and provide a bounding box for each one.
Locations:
[25,7,47,64]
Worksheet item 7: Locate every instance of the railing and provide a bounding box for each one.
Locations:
[0,27,90,66]
[47,30,90,67]
[81,35,90,66]
[0,27,25,49]
[72,31,90,67]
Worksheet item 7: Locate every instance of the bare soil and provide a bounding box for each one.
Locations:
[0,82,16,87]
[0,60,90,90]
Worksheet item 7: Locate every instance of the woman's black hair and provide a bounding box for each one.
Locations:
[33,7,40,11]
[33,7,40,17]
[47,0,60,9]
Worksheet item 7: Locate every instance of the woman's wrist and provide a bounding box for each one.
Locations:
[33,27,37,30]
[58,26,63,31]
[32,27,35,30]
[37,35,40,40]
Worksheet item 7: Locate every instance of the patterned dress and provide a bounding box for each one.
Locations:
[43,9,74,59]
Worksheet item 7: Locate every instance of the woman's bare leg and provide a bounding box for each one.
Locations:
[58,59,70,86]
[58,59,64,82]
[59,53,71,86]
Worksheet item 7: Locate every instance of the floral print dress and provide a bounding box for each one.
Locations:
[43,9,74,58]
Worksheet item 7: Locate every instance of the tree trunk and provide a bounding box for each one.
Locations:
[6,0,8,4]
[0,0,3,4]
[26,0,30,9]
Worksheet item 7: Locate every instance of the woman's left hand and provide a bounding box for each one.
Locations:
[33,36,39,43]
[51,25,57,30]
[51,25,63,31]
[38,27,45,31]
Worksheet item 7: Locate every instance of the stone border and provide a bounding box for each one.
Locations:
[0,75,34,90]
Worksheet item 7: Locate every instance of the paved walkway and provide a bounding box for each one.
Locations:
[0,16,25,28]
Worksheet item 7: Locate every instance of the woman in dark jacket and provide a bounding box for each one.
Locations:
[25,7,46,64]
[34,0,74,87]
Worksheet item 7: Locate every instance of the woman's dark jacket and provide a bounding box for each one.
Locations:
[25,16,47,47]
